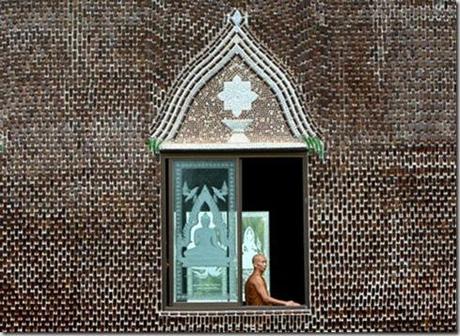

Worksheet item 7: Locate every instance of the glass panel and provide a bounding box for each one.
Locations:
[172,160,237,303]
[241,212,270,301]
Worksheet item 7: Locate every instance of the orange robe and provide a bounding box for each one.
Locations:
[245,274,272,306]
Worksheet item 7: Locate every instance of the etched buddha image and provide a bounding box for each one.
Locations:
[184,213,227,263]
[242,226,261,269]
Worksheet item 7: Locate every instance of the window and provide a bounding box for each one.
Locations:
[163,154,308,309]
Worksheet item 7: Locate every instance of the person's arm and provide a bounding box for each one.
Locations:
[252,276,300,306]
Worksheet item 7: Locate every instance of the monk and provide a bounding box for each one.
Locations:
[245,253,301,306]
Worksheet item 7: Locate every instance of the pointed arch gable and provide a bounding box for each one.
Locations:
[150,11,322,144]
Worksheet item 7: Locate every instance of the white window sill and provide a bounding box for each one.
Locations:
[160,142,306,152]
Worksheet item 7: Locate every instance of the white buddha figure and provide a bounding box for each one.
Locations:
[184,213,227,266]
[242,226,261,270]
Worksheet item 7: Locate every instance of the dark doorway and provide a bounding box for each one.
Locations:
[242,157,306,305]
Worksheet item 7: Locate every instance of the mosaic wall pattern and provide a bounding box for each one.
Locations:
[0,0,456,332]
[174,57,297,143]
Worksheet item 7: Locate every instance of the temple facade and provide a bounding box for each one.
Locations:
[0,1,456,332]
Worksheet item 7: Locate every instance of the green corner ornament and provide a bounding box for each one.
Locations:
[147,138,162,155]
[302,136,325,161]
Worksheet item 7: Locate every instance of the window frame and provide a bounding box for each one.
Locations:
[161,150,310,311]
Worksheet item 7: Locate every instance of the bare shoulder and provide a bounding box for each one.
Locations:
[247,274,264,286]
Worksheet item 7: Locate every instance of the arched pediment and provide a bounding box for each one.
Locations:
[150,10,322,149]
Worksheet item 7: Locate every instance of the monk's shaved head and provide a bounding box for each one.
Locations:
[252,253,265,265]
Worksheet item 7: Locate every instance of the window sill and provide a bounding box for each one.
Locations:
[159,305,311,316]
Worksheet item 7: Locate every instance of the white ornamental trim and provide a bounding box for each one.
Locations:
[150,10,322,143]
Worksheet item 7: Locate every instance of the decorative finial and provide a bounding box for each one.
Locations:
[230,10,243,26]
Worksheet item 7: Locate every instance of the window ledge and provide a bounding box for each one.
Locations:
[161,142,306,152]
[159,305,311,316]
